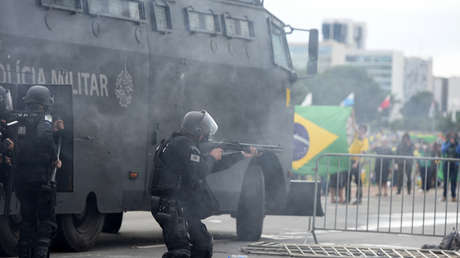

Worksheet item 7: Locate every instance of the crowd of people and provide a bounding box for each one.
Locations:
[327,127,460,204]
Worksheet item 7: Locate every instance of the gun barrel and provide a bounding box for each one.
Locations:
[210,141,284,152]
[7,121,18,127]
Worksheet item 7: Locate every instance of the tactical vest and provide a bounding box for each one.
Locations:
[16,117,53,182]
[151,138,182,197]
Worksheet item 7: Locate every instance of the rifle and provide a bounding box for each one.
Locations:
[50,135,62,186]
[200,141,284,155]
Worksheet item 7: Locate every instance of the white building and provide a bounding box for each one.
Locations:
[432,77,448,114]
[322,19,367,49]
[404,57,433,102]
[317,40,348,73]
[344,50,405,98]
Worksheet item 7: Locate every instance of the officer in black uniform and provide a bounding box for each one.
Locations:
[151,110,257,258]
[0,86,14,213]
[15,85,63,258]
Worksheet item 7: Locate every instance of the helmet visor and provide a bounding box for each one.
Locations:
[202,112,218,136]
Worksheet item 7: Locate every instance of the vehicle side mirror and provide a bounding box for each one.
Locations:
[307,29,318,75]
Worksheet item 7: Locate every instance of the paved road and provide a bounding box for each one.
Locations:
[51,211,446,257]
[46,186,458,257]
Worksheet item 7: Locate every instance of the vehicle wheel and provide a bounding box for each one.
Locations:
[236,165,265,241]
[102,212,123,234]
[0,215,20,257]
[54,197,105,251]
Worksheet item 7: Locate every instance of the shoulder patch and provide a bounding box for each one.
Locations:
[190,153,201,163]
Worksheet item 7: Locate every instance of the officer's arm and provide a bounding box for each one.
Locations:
[212,152,245,173]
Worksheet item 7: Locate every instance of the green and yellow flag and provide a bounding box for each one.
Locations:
[293,106,352,175]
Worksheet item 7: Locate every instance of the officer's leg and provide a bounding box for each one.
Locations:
[34,187,57,258]
[152,200,190,258]
[17,189,37,258]
[188,217,213,258]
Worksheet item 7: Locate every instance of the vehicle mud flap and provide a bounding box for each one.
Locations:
[102,212,123,234]
[267,180,324,216]
[52,196,105,251]
[236,165,265,241]
[0,215,20,257]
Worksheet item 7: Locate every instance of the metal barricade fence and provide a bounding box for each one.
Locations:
[310,153,460,244]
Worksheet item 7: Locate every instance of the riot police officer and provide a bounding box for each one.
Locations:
[15,85,63,258]
[0,85,14,214]
[151,110,257,258]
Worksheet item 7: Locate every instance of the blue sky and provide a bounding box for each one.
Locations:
[264,0,460,77]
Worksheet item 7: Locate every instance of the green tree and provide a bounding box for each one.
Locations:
[292,66,386,123]
[401,91,434,130]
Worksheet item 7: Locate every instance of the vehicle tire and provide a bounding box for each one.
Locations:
[54,197,105,251]
[102,212,123,234]
[236,165,265,241]
[0,215,20,257]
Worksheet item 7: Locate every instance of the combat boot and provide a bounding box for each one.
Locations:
[191,248,212,258]
[32,246,49,258]
[18,247,32,258]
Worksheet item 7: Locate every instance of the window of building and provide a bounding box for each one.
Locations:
[269,17,292,70]
[151,1,172,32]
[223,14,255,40]
[185,7,221,35]
[88,0,145,22]
[41,0,83,12]
[345,56,357,62]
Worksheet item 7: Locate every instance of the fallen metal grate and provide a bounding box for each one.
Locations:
[242,242,460,257]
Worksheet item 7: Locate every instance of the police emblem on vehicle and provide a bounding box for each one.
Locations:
[115,64,134,108]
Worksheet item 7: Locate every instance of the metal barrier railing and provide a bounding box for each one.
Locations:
[310,153,460,244]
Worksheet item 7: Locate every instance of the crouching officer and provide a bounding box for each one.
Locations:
[151,110,257,258]
[15,85,63,258]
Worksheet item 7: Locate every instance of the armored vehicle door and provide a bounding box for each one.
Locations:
[2,83,74,192]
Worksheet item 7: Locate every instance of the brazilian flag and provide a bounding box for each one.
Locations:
[293,106,352,175]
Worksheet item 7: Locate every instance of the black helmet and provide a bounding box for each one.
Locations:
[180,110,218,139]
[23,85,53,106]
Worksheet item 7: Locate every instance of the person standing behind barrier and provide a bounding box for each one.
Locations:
[346,124,369,205]
[396,133,414,195]
[373,139,393,196]
[431,142,442,189]
[441,132,460,202]
[417,142,433,192]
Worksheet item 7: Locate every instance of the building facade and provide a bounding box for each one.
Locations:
[322,19,367,49]
[344,50,405,97]
[403,57,433,102]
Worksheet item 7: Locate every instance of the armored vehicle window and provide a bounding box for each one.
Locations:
[152,1,172,32]
[185,7,221,35]
[223,14,255,40]
[88,0,145,22]
[269,18,292,70]
[41,0,83,12]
